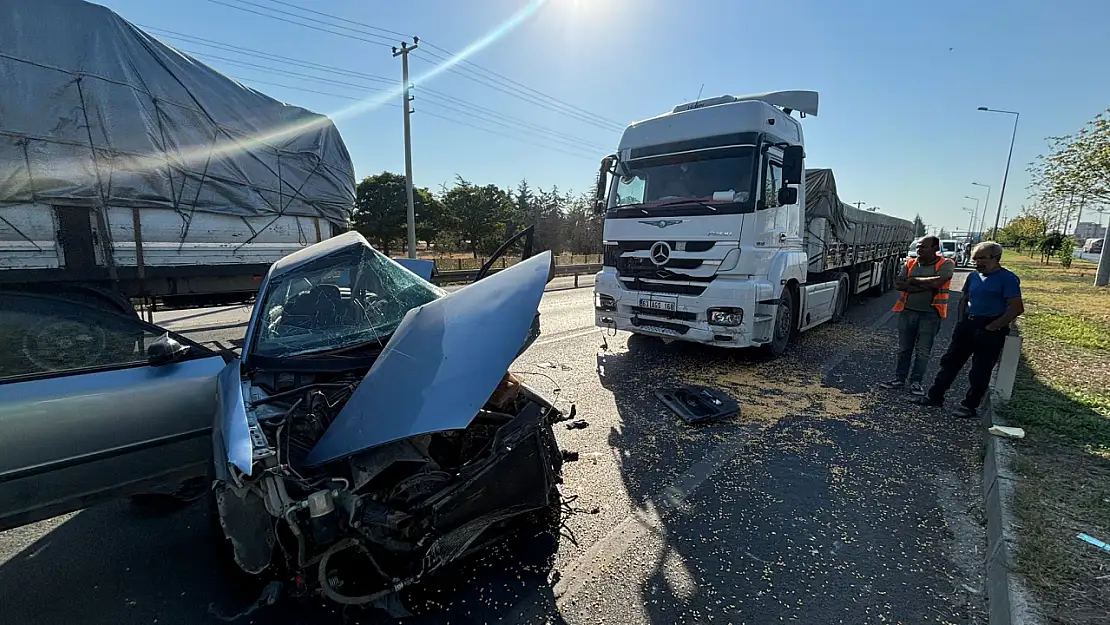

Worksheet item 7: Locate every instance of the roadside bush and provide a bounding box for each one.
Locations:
[1057,237,1075,268]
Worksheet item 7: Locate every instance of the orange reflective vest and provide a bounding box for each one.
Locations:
[892,257,953,318]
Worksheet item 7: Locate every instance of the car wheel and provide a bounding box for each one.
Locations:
[761,288,795,358]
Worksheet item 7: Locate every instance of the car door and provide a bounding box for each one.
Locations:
[0,293,226,531]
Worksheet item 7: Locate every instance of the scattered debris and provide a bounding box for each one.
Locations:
[565,419,589,430]
[561,450,580,462]
[988,425,1026,439]
[552,404,577,424]
[1078,533,1110,554]
[208,581,282,622]
[654,385,740,424]
[537,361,571,371]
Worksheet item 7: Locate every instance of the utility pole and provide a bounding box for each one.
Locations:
[393,37,419,259]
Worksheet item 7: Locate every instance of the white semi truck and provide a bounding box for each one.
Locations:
[592,90,914,356]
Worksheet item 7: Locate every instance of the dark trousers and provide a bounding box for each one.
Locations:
[927,316,1010,409]
[895,309,942,383]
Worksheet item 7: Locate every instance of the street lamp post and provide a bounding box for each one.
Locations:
[964,195,980,239]
[977,107,1020,236]
[962,207,976,238]
[972,182,991,237]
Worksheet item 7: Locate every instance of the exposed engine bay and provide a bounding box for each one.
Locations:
[212,368,564,608]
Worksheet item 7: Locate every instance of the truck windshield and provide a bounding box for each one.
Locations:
[607,146,756,218]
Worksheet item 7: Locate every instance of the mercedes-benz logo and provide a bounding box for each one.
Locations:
[649,241,671,266]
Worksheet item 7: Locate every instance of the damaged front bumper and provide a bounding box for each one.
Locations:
[209,251,566,610]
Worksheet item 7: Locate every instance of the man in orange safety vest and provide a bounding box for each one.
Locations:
[879,236,955,395]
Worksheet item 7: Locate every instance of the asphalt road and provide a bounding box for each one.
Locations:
[0,271,988,625]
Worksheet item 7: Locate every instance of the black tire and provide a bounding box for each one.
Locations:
[761,287,795,358]
[831,274,850,323]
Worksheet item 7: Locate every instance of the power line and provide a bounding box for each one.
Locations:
[146,26,394,83]
[202,0,394,48]
[417,42,626,128]
[198,0,625,132]
[226,74,599,161]
[257,0,624,128]
[151,29,608,152]
[412,49,624,132]
[186,51,388,91]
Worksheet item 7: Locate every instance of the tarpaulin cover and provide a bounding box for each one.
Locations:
[0,0,355,227]
[804,168,913,245]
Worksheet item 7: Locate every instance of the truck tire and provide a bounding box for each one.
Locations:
[831,274,850,323]
[761,287,795,358]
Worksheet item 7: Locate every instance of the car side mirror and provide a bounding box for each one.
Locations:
[777,187,798,205]
[781,145,804,185]
[147,333,190,366]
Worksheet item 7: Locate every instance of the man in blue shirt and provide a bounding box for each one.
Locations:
[913,241,1025,418]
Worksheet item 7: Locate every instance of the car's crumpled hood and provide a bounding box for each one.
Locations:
[303,251,554,467]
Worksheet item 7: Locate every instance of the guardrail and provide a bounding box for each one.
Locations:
[432,263,602,287]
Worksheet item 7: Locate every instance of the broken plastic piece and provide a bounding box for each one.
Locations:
[561,450,580,462]
[654,385,739,424]
[988,425,1025,439]
[565,419,589,430]
[1078,533,1110,553]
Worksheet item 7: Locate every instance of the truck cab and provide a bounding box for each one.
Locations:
[592,91,819,356]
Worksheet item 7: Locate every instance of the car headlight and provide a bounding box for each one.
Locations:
[595,293,616,311]
[708,307,743,326]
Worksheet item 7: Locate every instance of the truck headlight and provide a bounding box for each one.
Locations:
[595,293,616,311]
[708,307,743,326]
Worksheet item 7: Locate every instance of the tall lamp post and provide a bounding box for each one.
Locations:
[964,195,980,239]
[977,107,1020,236]
[972,182,992,237]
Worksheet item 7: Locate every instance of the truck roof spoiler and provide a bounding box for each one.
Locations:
[672,90,819,117]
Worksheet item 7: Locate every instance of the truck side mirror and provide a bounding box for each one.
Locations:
[781,145,804,185]
[777,187,798,205]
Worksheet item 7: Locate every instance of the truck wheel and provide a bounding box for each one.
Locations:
[831,274,850,323]
[761,288,795,358]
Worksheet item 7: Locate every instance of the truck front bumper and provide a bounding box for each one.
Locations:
[593,270,769,348]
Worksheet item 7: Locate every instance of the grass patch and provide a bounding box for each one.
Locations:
[1020,310,1110,350]
[997,253,1110,622]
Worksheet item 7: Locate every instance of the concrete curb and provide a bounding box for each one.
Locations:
[982,393,1038,625]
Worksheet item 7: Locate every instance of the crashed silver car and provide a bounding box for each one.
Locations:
[210,232,565,607]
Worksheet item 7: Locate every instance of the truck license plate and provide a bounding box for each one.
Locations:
[640,298,676,312]
[639,325,681,337]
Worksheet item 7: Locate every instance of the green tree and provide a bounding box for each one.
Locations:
[913,214,926,237]
[442,176,513,256]
[352,171,444,256]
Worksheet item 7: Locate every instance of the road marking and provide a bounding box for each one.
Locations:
[541,301,899,611]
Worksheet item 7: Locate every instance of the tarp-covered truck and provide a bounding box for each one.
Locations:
[0,0,355,315]
[592,91,915,356]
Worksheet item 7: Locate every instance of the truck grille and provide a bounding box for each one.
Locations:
[617,240,715,253]
[617,256,704,275]
[621,278,708,297]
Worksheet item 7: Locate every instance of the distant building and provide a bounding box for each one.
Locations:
[1074,221,1106,241]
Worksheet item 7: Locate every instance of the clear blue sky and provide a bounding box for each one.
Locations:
[96,0,1110,234]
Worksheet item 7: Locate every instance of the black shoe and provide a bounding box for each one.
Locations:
[878,379,905,390]
[911,395,943,407]
[953,405,976,419]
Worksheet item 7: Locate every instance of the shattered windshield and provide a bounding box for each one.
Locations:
[253,246,445,359]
